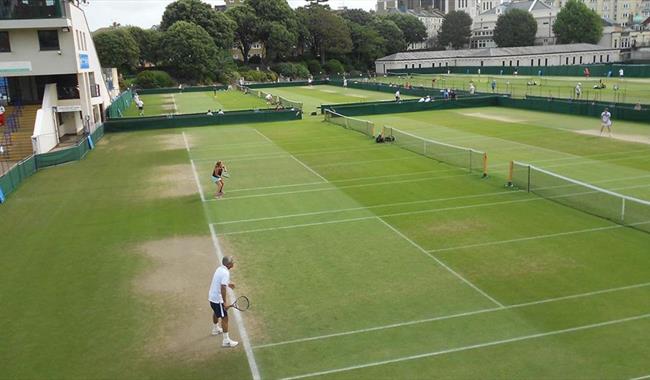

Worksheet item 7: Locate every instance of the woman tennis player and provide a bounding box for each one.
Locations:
[212,161,227,198]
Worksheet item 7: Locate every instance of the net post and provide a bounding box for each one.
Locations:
[621,198,626,223]
[507,160,513,187]
[526,164,531,193]
[482,152,488,178]
[468,150,472,173]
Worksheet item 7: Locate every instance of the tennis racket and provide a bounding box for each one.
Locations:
[230,296,250,311]
[222,170,230,178]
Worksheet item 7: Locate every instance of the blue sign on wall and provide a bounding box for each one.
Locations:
[79,53,89,69]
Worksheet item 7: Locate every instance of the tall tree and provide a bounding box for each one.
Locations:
[371,17,407,56]
[160,0,235,50]
[301,5,352,64]
[493,8,537,47]
[159,21,220,82]
[384,13,427,46]
[93,28,140,72]
[125,26,162,66]
[347,21,385,69]
[266,22,296,61]
[247,0,299,59]
[437,10,472,49]
[553,0,603,44]
[225,4,260,64]
[339,8,374,25]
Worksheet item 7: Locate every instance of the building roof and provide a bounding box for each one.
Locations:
[376,43,619,61]
[480,0,552,15]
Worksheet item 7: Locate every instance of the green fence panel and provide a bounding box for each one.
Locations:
[135,81,328,95]
[389,63,650,78]
[322,95,500,117]
[105,109,302,132]
[107,89,134,118]
[328,80,480,101]
[0,156,37,201]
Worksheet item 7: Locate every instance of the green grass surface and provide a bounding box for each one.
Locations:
[123,90,269,117]
[2,85,650,379]
[377,73,650,104]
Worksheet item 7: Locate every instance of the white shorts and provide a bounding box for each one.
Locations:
[601,122,612,128]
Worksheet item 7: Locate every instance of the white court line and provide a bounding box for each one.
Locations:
[184,133,260,380]
[184,132,206,202]
[254,128,329,183]
[214,216,377,236]
[630,375,650,380]
[254,281,650,349]
[171,94,178,114]
[214,189,517,225]
[280,313,650,380]
[253,128,274,143]
[378,218,504,308]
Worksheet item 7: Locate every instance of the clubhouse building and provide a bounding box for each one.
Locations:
[375,44,622,74]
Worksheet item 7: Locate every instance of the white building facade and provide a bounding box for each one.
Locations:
[0,0,111,155]
[375,43,621,73]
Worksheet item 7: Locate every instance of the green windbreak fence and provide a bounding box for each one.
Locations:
[0,126,105,203]
[322,95,500,117]
[328,79,479,98]
[134,80,329,96]
[498,96,650,123]
[105,109,302,132]
[107,90,134,118]
[389,63,650,77]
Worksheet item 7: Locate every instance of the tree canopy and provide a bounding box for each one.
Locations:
[225,4,260,64]
[384,13,427,46]
[159,21,221,82]
[160,0,235,50]
[300,5,352,64]
[553,0,603,44]
[493,8,538,47]
[437,11,473,49]
[371,18,406,55]
[93,28,140,72]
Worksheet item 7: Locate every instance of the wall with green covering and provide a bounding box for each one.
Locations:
[104,109,302,132]
[388,64,650,78]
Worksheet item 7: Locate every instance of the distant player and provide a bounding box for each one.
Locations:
[212,161,227,198]
[136,98,144,116]
[265,93,274,105]
[491,79,496,93]
[575,83,582,99]
[209,256,239,348]
[619,68,624,78]
[469,82,476,95]
[394,90,401,102]
[343,78,348,87]
[0,104,5,127]
[308,76,313,86]
[600,108,612,137]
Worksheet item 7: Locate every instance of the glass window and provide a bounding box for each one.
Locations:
[38,30,59,51]
[0,31,10,52]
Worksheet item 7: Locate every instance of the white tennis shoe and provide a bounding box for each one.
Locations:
[211,325,223,335]
[222,339,239,348]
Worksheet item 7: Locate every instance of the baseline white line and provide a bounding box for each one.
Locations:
[254,281,650,349]
[184,132,206,202]
[214,216,377,236]
[253,128,274,143]
[630,375,650,380]
[184,132,260,380]
[214,189,517,225]
[377,218,504,308]
[171,94,178,114]
[280,313,650,380]
[208,224,261,380]
[227,181,326,194]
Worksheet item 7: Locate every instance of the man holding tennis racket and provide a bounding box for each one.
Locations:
[209,256,238,348]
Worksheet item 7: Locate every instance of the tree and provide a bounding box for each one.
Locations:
[371,18,406,56]
[339,8,373,25]
[301,5,352,64]
[266,22,296,61]
[160,0,235,50]
[225,5,260,65]
[493,8,537,47]
[437,10,472,49]
[93,28,140,72]
[125,26,162,66]
[347,21,385,69]
[247,0,299,59]
[384,13,427,46]
[553,0,603,44]
[159,21,220,82]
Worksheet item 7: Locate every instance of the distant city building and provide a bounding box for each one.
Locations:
[548,0,642,27]
[471,0,559,48]
[375,43,620,73]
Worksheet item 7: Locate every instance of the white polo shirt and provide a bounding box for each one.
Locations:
[208,265,230,304]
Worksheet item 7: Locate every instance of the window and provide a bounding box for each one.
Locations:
[538,58,541,66]
[38,30,59,51]
[566,57,569,65]
[600,55,603,62]
[607,55,610,62]
[531,59,534,66]
[418,63,421,68]
[502,61,505,66]
[412,64,415,68]
[572,56,576,64]
[405,64,408,69]
[509,60,512,66]
[481,60,484,66]
[593,55,596,63]
[432,63,435,68]
[579,56,583,64]
[516,60,519,66]
[0,31,10,53]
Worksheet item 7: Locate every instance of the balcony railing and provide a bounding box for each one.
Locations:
[0,0,64,20]
[90,84,100,98]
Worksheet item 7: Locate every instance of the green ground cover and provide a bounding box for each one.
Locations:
[376,74,650,104]
[1,84,649,379]
[122,90,269,117]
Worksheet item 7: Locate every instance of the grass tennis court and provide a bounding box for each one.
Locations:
[376,73,650,104]
[122,89,269,117]
[1,85,649,379]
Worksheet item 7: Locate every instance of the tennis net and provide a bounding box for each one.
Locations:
[382,126,488,177]
[323,109,375,137]
[252,89,303,110]
[509,161,650,233]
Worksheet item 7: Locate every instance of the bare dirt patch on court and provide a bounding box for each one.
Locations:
[134,236,227,361]
[574,129,650,145]
[427,219,487,235]
[459,112,527,124]
[148,164,197,199]
[153,134,186,151]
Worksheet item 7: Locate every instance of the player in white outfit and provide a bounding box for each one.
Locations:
[600,108,612,137]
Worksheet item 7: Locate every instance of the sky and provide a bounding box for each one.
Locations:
[84,0,377,31]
